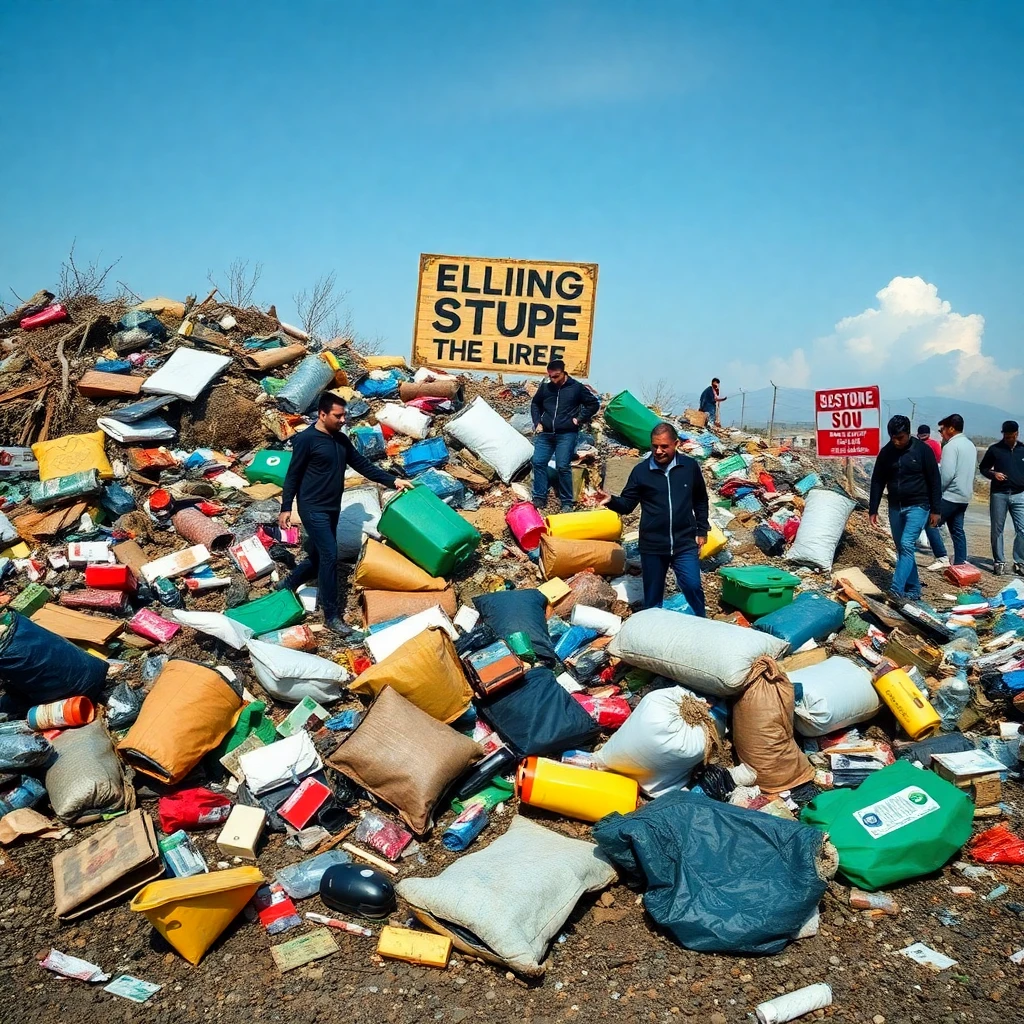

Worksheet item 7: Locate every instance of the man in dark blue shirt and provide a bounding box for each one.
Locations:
[595,423,710,614]
[698,378,726,424]
[278,392,413,635]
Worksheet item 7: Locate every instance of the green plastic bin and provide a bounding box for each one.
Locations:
[225,589,304,634]
[376,486,480,577]
[604,391,663,450]
[718,565,800,618]
[245,449,293,487]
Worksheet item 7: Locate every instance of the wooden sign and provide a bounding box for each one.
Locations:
[412,254,597,376]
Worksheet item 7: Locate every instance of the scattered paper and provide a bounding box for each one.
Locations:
[40,949,111,983]
[900,943,958,971]
[103,975,161,1003]
[271,927,338,972]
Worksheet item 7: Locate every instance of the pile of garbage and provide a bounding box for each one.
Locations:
[2,287,1024,1011]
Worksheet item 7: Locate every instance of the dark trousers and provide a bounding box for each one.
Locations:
[640,548,706,616]
[283,507,340,619]
[532,431,577,509]
[924,499,970,566]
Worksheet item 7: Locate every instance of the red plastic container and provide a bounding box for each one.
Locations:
[944,563,982,587]
[19,304,68,330]
[84,564,135,590]
[158,787,233,833]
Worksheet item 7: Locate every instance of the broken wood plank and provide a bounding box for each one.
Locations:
[31,604,123,645]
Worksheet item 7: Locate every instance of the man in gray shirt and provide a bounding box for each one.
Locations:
[924,413,976,570]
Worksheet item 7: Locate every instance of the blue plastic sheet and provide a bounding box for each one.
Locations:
[753,591,844,649]
[402,437,450,476]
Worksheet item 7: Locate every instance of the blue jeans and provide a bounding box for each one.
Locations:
[888,504,929,598]
[640,548,706,616]
[532,431,577,509]
[924,499,969,565]
[991,491,1024,564]
[282,507,340,619]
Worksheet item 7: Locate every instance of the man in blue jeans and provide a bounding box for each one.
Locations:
[869,415,942,600]
[595,423,709,614]
[980,419,1024,576]
[923,413,976,571]
[530,359,600,512]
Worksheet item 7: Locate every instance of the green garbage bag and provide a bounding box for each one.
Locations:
[215,700,278,757]
[800,760,973,891]
[225,589,304,634]
[604,391,663,450]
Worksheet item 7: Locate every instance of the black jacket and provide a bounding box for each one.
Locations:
[869,437,941,516]
[606,454,710,555]
[280,427,397,513]
[531,376,600,434]
[979,439,1024,494]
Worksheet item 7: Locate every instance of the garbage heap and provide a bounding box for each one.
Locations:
[1,288,1023,990]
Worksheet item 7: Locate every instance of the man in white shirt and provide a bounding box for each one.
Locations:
[924,413,976,570]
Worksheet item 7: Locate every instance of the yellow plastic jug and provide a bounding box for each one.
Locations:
[517,756,638,823]
[130,866,264,965]
[872,668,941,740]
[699,525,728,560]
[545,509,622,543]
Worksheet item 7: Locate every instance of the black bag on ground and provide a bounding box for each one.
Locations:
[473,589,556,664]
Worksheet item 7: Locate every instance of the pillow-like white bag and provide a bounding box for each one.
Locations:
[791,657,880,737]
[595,686,711,797]
[97,416,176,443]
[172,610,254,651]
[398,815,617,976]
[786,489,856,572]
[445,396,534,483]
[376,403,431,439]
[608,609,788,697]
[246,639,349,704]
[364,605,457,663]
[336,486,382,560]
[142,348,233,402]
[238,731,322,795]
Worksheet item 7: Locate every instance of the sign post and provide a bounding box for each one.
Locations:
[815,386,881,496]
[412,254,598,377]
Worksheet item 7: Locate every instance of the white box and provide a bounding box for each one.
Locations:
[216,805,266,860]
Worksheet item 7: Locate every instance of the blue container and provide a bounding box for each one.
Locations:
[402,437,449,476]
[752,591,845,651]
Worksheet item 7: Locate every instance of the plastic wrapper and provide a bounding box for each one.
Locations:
[105,680,147,730]
[573,694,630,729]
[968,824,1024,865]
[442,802,489,852]
[274,850,352,900]
[0,726,53,771]
[354,811,413,861]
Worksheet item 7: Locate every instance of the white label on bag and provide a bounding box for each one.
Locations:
[853,785,940,839]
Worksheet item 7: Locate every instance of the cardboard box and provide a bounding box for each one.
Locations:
[141,544,211,583]
[228,536,273,581]
[931,750,1005,806]
[216,805,266,860]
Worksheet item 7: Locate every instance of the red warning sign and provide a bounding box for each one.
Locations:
[815,386,881,458]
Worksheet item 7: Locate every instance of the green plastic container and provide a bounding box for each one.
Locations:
[225,589,304,634]
[712,454,747,479]
[376,486,480,577]
[245,450,293,487]
[604,391,663,450]
[718,566,800,618]
[800,760,974,891]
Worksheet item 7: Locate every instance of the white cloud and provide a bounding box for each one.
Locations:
[726,347,811,392]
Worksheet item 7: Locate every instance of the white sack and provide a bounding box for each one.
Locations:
[171,610,254,651]
[0,511,16,546]
[336,486,382,560]
[97,416,176,443]
[786,489,856,572]
[609,574,645,607]
[141,348,233,402]
[791,656,880,737]
[239,731,322,795]
[365,605,457,663]
[445,396,534,484]
[595,686,709,797]
[570,604,622,636]
[376,403,432,439]
[607,609,788,697]
[246,638,349,704]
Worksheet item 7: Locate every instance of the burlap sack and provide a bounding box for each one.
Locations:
[732,657,815,795]
[360,587,457,627]
[539,535,626,580]
[349,627,472,723]
[327,687,481,834]
[551,571,619,618]
[353,537,448,592]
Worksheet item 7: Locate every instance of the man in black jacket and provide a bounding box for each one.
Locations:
[979,419,1024,575]
[278,392,413,636]
[530,359,600,512]
[868,414,941,600]
[596,423,709,614]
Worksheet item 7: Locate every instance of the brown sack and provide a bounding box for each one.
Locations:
[327,686,481,834]
[539,535,626,580]
[242,344,308,371]
[361,587,457,627]
[399,379,462,401]
[118,661,242,784]
[551,571,619,618]
[353,537,448,592]
[732,657,815,795]
[349,627,472,723]
[172,506,234,549]
[77,371,145,398]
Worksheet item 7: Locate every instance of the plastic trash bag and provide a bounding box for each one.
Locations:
[111,310,167,350]
[0,726,52,771]
[105,680,147,730]
[274,849,352,899]
[786,489,856,572]
[593,789,832,954]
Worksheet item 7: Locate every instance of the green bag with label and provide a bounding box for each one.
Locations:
[225,589,304,634]
[800,760,973,891]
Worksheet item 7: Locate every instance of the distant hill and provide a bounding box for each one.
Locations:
[721,387,1017,442]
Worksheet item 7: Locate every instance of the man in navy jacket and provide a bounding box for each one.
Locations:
[596,422,709,614]
[530,359,600,512]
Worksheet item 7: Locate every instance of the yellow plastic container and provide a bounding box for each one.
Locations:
[699,525,728,560]
[377,925,452,967]
[130,866,264,965]
[872,668,941,740]
[545,509,622,543]
[517,756,638,823]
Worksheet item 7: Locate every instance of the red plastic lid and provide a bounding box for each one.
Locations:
[149,489,172,511]
[516,756,537,804]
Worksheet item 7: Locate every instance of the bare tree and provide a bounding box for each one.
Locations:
[640,378,682,417]
[57,241,121,302]
[207,258,263,307]
[350,331,385,357]
[294,271,348,342]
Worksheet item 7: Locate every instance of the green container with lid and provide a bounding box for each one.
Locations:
[604,391,663,451]
[245,449,293,487]
[717,565,800,618]
[376,485,480,578]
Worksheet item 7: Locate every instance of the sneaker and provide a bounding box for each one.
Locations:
[325,617,363,641]
[560,505,574,514]
[925,557,950,572]
[886,589,906,604]
[1014,563,1024,577]
[993,562,1007,577]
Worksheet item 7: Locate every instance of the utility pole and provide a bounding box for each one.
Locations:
[739,389,747,431]
[768,381,778,444]
[908,399,916,429]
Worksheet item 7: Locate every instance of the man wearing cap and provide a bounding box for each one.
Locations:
[980,420,1024,576]
[917,425,942,464]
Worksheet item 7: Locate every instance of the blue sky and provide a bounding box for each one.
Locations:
[1,2,1021,412]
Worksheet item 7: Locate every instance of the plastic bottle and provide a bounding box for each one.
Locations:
[870,658,941,740]
[153,577,184,608]
[932,671,971,732]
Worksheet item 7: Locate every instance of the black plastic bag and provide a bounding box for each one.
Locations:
[473,589,556,664]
